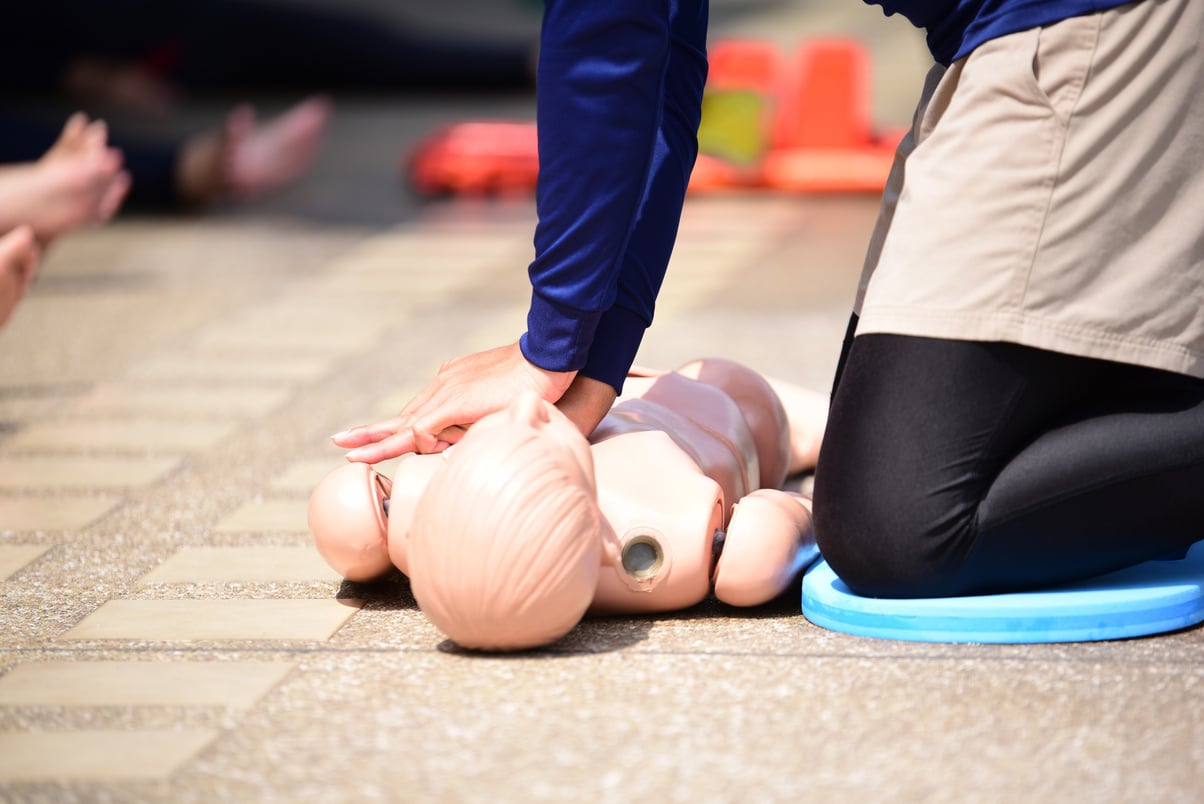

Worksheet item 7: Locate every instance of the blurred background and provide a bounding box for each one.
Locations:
[2,0,931,226]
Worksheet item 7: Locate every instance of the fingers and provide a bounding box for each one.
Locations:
[99,171,131,221]
[331,382,440,451]
[16,230,41,287]
[332,343,575,461]
[0,226,40,328]
[343,431,418,465]
[333,418,421,463]
[436,424,467,445]
[331,417,403,448]
[332,372,473,456]
[336,418,467,463]
[3,226,40,278]
[411,428,440,455]
[329,427,372,449]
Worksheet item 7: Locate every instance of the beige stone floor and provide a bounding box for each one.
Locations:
[3,4,1203,802]
[4,193,1203,802]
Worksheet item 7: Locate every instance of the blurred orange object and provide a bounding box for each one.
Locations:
[695,38,904,193]
[404,38,904,197]
[691,39,783,190]
[407,121,539,196]
[773,39,872,150]
[761,39,904,193]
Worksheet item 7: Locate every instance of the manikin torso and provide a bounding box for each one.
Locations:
[586,360,808,613]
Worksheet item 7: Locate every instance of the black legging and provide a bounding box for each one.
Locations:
[812,317,1204,598]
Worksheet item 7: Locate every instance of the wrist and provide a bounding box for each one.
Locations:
[555,375,617,437]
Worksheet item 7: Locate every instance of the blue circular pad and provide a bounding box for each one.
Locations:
[801,543,1204,643]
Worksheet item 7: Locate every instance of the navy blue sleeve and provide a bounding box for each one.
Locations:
[520,0,709,392]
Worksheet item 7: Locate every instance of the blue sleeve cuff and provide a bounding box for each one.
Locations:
[520,291,604,373]
[580,305,649,393]
[520,298,648,394]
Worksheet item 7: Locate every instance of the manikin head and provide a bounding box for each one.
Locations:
[406,392,603,651]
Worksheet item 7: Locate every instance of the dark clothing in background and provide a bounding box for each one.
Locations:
[4,0,533,96]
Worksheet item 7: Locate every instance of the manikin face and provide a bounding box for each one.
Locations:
[472,391,595,488]
[405,389,603,651]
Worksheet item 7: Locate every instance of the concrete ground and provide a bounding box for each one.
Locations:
[1,2,1201,801]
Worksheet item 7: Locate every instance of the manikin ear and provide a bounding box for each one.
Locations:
[308,462,393,582]
[712,489,819,607]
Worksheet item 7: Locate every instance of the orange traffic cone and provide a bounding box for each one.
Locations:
[691,39,784,191]
[763,39,903,193]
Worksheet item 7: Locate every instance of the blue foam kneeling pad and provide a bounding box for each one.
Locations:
[801,542,1204,643]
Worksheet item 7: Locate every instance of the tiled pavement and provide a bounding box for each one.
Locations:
[2,4,1203,802]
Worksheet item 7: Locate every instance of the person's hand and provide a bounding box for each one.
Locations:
[555,374,617,438]
[0,226,41,329]
[332,342,577,463]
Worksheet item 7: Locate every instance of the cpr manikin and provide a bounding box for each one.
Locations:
[309,358,825,651]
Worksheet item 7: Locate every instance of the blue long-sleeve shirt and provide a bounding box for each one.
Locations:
[520,0,1141,392]
[867,0,1138,64]
[520,0,708,392]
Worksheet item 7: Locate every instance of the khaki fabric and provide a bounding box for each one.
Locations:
[855,0,1204,377]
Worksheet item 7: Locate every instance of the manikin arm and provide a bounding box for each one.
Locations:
[712,490,818,606]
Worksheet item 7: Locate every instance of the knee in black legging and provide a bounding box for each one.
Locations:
[812,471,981,599]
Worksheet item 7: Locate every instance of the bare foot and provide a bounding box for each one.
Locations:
[41,114,131,221]
[765,376,829,475]
[0,114,130,244]
[0,226,42,328]
[176,96,332,207]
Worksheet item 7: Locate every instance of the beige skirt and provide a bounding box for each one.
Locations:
[854,0,1204,377]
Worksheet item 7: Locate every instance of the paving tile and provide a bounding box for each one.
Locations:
[139,546,340,584]
[72,384,292,418]
[0,730,218,781]
[126,354,333,383]
[288,456,400,489]
[5,419,235,453]
[212,499,310,533]
[460,310,529,352]
[0,457,180,491]
[270,459,347,494]
[237,290,398,314]
[371,387,422,417]
[0,396,73,423]
[1,497,119,531]
[61,598,363,641]
[0,545,50,580]
[232,298,401,328]
[193,324,383,353]
[302,269,480,297]
[656,270,735,313]
[336,234,531,267]
[0,660,295,708]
